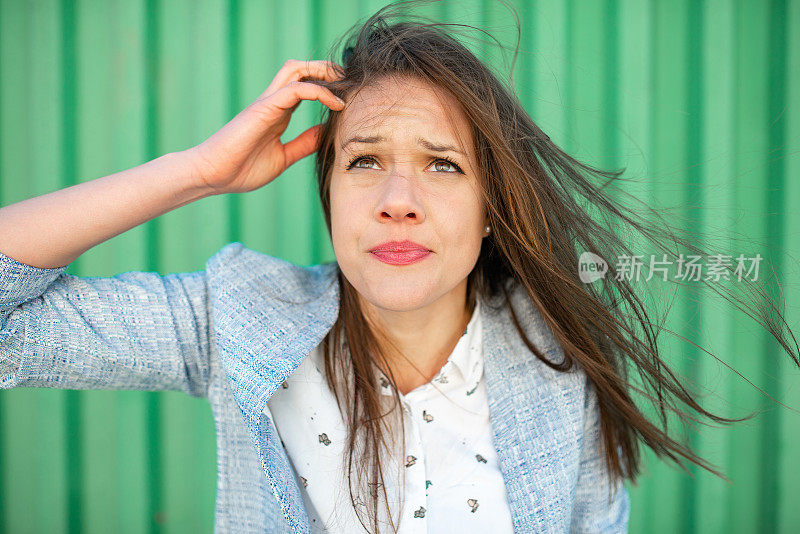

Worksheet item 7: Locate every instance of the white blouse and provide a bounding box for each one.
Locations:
[266,296,514,533]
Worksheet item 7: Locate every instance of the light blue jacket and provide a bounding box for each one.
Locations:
[0,241,630,533]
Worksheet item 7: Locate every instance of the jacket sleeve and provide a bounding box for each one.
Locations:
[0,249,211,398]
[570,377,631,533]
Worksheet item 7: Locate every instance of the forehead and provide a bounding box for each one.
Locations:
[336,75,472,153]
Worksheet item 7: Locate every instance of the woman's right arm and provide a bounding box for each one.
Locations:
[0,59,344,396]
[0,150,211,269]
[0,59,345,269]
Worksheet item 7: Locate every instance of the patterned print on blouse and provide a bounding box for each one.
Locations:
[266,293,515,533]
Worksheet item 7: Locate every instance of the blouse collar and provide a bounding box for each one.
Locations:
[444,294,483,386]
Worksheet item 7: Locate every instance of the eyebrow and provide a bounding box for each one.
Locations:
[340,134,466,156]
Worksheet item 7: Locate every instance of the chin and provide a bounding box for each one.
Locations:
[361,292,429,312]
[354,272,441,312]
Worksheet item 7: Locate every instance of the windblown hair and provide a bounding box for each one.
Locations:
[307,1,799,532]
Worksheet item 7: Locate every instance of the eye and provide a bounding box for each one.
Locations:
[346,156,381,170]
[344,155,465,174]
[431,158,463,173]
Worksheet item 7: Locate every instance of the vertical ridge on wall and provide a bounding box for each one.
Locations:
[602,0,620,173]
[729,1,771,531]
[645,0,689,526]
[762,0,788,531]
[60,1,83,533]
[681,2,703,532]
[778,2,800,532]
[696,0,735,531]
[512,0,535,113]
[143,0,164,532]
[227,0,242,244]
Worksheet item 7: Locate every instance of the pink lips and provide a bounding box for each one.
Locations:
[369,240,431,266]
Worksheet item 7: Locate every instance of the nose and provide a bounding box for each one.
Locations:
[373,171,425,225]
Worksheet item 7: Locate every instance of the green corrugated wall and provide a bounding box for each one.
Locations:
[0,0,798,532]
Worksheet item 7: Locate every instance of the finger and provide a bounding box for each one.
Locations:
[283,123,322,168]
[261,59,343,99]
[263,60,342,98]
[294,59,344,82]
[267,81,345,112]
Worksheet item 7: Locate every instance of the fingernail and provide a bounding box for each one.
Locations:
[336,97,345,106]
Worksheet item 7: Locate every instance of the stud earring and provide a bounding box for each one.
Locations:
[484,225,491,235]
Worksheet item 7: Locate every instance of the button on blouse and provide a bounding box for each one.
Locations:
[266,296,514,533]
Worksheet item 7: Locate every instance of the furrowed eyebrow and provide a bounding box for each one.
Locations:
[340,134,466,156]
[417,138,465,155]
[340,135,384,150]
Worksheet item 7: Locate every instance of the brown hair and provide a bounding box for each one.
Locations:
[307,1,799,531]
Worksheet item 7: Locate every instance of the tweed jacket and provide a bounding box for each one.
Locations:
[0,241,630,533]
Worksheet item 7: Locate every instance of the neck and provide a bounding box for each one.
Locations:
[360,280,474,395]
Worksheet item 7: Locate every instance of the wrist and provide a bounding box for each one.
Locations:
[165,149,221,199]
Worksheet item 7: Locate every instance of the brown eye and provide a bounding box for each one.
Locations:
[430,158,464,174]
[433,160,457,172]
[356,158,377,169]
[346,156,380,170]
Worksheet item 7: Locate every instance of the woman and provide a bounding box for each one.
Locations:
[0,3,796,534]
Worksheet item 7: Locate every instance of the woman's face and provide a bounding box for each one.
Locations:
[329,75,488,312]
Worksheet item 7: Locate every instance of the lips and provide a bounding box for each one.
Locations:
[369,240,431,266]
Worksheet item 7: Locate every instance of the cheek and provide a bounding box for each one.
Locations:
[330,185,365,256]
[438,194,484,242]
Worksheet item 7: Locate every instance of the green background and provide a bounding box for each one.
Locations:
[1,0,798,532]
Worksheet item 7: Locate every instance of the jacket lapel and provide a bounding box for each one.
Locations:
[208,243,340,534]
[481,283,585,533]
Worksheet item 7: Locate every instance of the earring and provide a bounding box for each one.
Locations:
[484,225,491,235]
